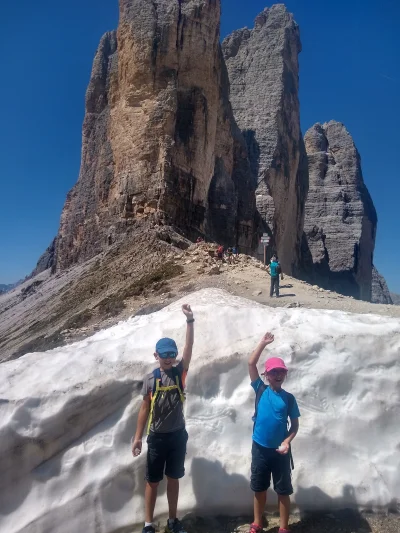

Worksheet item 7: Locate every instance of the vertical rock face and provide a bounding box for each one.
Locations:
[390,293,400,305]
[57,31,118,269]
[303,121,377,300]
[222,5,307,274]
[55,0,255,271]
[371,266,393,304]
[30,238,57,277]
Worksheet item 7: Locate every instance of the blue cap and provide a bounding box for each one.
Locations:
[155,338,178,355]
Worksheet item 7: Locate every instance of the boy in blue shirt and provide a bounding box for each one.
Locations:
[248,332,300,533]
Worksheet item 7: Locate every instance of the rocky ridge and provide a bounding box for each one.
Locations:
[302,121,378,301]
[29,1,393,317]
[55,0,256,271]
[391,292,400,305]
[30,237,57,277]
[2,239,398,362]
[222,5,307,275]
[371,266,393,304]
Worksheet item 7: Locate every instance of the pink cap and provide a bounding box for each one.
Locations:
[264,357,288,373]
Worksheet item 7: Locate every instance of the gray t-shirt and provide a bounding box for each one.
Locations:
[142,361,186,434]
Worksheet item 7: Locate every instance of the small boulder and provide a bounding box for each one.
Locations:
[208,265,220,276]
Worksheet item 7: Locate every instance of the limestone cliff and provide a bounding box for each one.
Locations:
[391,292,400,305]
[222,5,307,274]
[55,0,255,271]
[371,266,392,304]
[30,238,57,277]
[303,121,377,301]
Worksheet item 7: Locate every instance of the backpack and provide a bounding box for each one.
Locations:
[151,366,185,395]
[270,261,279,277]
[253,383,295,469]
[147,366,185,433]
[277,263,282,275]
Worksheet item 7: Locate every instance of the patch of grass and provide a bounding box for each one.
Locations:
[62,308,93,330]
[135,303,166,316]
[95,262,183,319]
[96,295,126,318]
[179,282,196,293]
[122,262,184,299]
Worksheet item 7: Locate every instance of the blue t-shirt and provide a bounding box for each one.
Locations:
[252,378,300,449]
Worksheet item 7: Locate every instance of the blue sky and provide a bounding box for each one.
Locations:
[0,0,399,291]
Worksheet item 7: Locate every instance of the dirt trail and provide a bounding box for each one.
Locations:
[168,243,400,319]
[1,240,399,361]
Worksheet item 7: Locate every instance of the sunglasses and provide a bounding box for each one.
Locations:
[158,351,178,359]
[268,369,287,375]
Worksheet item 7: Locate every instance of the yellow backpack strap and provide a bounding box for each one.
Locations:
[147,378,161,434]
[175,375,185,403]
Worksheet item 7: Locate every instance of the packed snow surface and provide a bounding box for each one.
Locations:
[1,289,399,533]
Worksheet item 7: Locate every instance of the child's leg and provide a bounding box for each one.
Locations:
[271,452,293,531]
[166,477,179,520]
[145,434,167,523]
[145,482,159,523]
[270,278,274,297]
[253,490,267,526]
[250,442,272,526]
[278,495,290,530]
[165,429,188,520]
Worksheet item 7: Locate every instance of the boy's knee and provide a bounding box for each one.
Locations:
[146,480,160,488]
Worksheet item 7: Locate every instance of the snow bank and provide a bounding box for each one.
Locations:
[1,289,399,533]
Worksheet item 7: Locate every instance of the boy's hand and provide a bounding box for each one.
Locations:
[276,441,290,455]
[131,438,142,457]
[182,304,193,320]
[260,332,274,347]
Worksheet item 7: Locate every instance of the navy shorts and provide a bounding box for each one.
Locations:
[146,428,188,483]
[250,441,293,495]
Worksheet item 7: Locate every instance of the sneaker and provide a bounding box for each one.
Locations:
[165,518,187,533]
[142,526,156,533]
[249,524,263,533]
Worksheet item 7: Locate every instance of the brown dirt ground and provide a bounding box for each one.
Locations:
[1,239,399,362]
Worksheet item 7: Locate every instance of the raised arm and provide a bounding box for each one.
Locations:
[181,304,194,371]
[248,332,275,382]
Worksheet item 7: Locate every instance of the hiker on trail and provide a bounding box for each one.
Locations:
[132,304,195,533]
[216,244,224,261]
[226,246,234,264]
[248,332,300,533]
[267,254,283,298]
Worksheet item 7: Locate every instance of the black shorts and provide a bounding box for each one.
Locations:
[250,441,293,495]
[146,428,188,483]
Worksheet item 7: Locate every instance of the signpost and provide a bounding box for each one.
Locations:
[260,233,270,265]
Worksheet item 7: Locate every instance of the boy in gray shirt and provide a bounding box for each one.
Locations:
[132,304,194,533]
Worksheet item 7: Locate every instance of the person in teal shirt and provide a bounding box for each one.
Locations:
[247,332,300,533]
[267,254,282,297]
